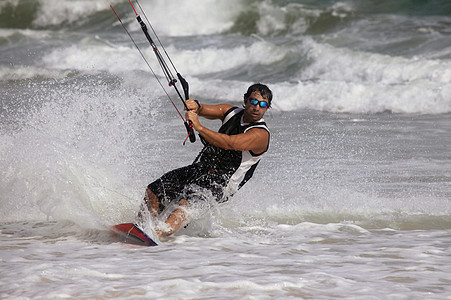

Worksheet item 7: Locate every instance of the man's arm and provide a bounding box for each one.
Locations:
[185,99,233,121]
[185,110,269,154]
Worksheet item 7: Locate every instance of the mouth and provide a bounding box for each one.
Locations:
[244,108,262,122]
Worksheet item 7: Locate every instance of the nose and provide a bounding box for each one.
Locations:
[251,104,261,111]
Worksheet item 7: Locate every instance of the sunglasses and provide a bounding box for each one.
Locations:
[248,98,269,108]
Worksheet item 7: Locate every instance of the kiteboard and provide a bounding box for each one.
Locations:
[111,223,158,246]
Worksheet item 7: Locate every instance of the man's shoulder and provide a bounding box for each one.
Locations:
[222,106,242,122]
[225,106,242,115]
[223,105,239,113]
[245,125,270,134]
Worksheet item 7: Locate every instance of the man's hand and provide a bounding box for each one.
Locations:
[186,110,202,131]
[185,99,202,131]
[185,99,200,113]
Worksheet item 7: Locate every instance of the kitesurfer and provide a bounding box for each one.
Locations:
[139,83,272,238]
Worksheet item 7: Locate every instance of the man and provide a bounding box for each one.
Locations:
[139,83,272,238]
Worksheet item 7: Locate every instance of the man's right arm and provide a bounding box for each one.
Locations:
[186,99,233,121]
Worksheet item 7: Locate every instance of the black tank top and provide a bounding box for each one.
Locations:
[194,107,270,199]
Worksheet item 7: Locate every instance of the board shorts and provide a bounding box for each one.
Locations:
[147,162,228,213]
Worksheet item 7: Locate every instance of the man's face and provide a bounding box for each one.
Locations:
[243,91,269,123]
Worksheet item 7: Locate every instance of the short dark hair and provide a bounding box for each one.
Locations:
[244,83,273,107]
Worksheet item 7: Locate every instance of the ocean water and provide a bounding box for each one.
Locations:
[1,0,450,299]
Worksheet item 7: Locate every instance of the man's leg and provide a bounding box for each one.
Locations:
[156,199,189,238]
[138,188,189,238]
[137,188,160,222]
[145,188,160,218]
[140,164,196,237]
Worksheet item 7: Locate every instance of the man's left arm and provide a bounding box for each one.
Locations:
[186,110,269,153]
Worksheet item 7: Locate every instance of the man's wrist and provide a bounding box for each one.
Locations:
[194,123,205,133]
[194,100,202,113]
